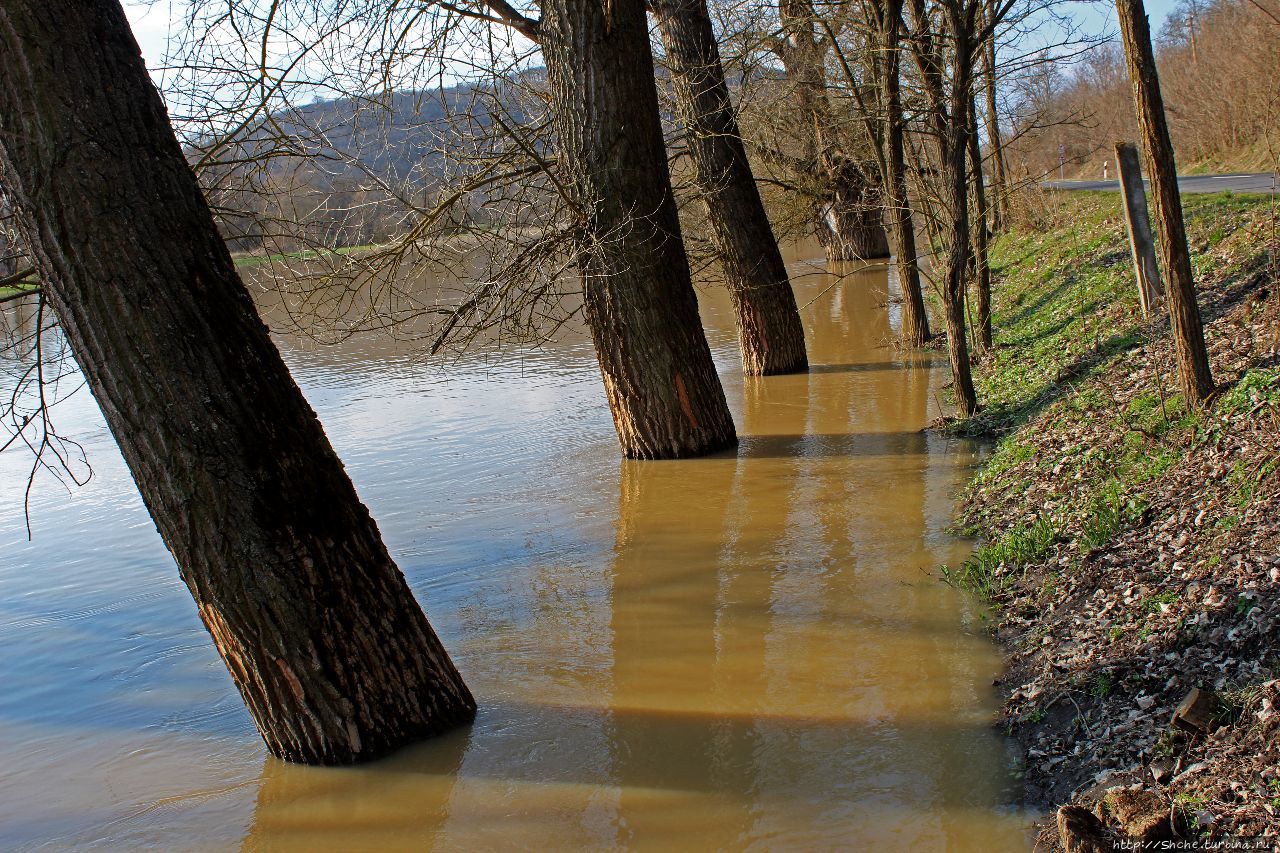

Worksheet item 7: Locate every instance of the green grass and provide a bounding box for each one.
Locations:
[1143,590,1180,613]
[946,189,1276,606]
[1080,479,1147,551]
[0,280,39,300]
[941,516,1059,598]
[1226,454,1280,509]
[954,191,1269,438]
[1220,367,1280,415]
[970,436,1036,487]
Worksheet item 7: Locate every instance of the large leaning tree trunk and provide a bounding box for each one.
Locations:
[0,0,476,765]
[539,0,738,458]
[776,0,889,263]
[1115,0,1215,407]
[653,0,809,376]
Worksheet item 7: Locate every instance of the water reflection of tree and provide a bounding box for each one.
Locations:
[0,293,91,526]
[239,259,1024,848]
[605,262,1019,847]
[609,452,754,844]
[246,727,470,849]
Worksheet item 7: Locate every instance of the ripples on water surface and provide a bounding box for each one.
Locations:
[0,251,1032,850]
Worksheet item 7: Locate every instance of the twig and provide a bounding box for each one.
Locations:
[0,265,36,289]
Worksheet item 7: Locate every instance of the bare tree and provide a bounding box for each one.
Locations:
[0,211,89,533]
[979,0,1010,230]
[653,0,810,375]
[1116,0,1216,407]
[161,0,739,458]
[903,0,1004,416]
[770,0,891,262]
[1001,0,1280,181]
[967,90,994,350]
[850,0,933,344]
[0,0,476,764]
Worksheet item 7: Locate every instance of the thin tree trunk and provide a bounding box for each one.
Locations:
[979,0,1008,232]
[1115,0,1215,406]
[539,0,738,457]
[0,0,476,764]
[906,0,979,416]
[880,0,931,344]
[942,97,979,416]
[653,0,808,376]
[967,92,993,350]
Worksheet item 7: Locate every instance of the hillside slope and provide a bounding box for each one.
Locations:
[950,191,1280,846]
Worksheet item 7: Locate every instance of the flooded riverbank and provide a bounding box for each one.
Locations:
[0,250,1032,849]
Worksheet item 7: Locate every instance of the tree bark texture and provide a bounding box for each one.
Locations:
[1115,0,1215,406]
[941,98,979,417]
[817,167,892,261]
[875,0,931,344]
[652,0,808,376]
[906,0,979,416]
[0,0,476,764]
[777,0,890,263]
[539,0,738,457]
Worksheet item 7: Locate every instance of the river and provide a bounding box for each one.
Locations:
[0,248,1032,849]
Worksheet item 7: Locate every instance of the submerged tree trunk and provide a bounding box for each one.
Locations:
[1115,0,1215,407]
[540,0,737,457]
[653,0,808,376]
[0,0,476,764]
[967,93,993,350]
[777,0,889,264]
[879,0,931,345]
[816,164,892,261]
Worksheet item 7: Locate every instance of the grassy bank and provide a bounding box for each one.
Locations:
[947,191,1280,846]
[0,283,38,301]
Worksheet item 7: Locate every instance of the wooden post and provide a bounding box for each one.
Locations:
[1114,142,1162,317]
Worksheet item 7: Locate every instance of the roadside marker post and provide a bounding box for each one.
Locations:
[1114,142,1163,318]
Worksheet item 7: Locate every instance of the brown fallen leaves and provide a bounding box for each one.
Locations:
[962,204,1280,847]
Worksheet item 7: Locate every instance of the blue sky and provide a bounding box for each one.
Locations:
[123,1,177,72]
[121,0,1187,73]
[1069,0,1184,39]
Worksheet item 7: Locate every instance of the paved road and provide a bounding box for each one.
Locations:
[1045,172,1277,194]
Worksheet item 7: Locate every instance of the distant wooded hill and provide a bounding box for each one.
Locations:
[201,74,544,252]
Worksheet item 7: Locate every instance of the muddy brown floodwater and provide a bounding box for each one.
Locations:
[0,247,1032,850]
